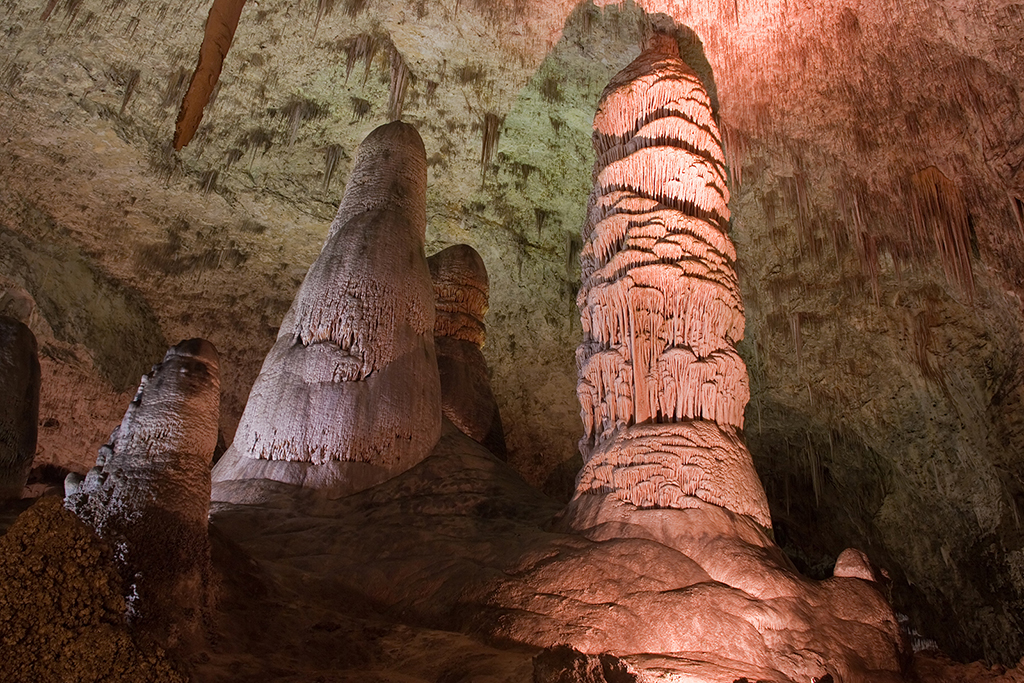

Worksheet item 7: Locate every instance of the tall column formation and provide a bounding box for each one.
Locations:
[0,316,40,499]
[428,244,507,459]
[212,122,441,499]
[574,33,771,529]
[64,338,220,650]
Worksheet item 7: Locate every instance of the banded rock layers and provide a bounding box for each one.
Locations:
[573,33,770,529]
[429,244,506,459]
[212,122,441,500]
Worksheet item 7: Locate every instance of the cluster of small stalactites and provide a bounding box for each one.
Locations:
[428,244,489,347]
[577,32,749,465]
[285,272,435,382]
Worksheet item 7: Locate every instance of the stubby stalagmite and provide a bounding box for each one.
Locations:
[212,121,441,501]
[64,338,220,651]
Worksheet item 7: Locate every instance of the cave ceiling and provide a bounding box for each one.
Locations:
[2,0,1024,664]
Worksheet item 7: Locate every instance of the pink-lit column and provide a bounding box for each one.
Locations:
[574,33,771,529]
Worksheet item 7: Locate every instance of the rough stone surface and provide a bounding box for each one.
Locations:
[532,645,638,683]
[207,426,906,683]
[1,0,1023,663]
[572,33,771,530]
[0,496,185,682]
[212,122,441,501]
[429,243,507,458]
[0,315,40,498]
[65,338,220,651]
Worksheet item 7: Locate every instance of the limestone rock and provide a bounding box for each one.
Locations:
[572,32,769,527]
[0,316,40,499]
[212,121,441,501]
[0,496,184,682]
[208,426,906,683]
[429,243,507,459]
[65,338,220,651]
[532,645,638,683]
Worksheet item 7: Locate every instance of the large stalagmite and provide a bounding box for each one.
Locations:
[571,31,770,529]
[212,121,441,500]
[0,316,40,499]
[64,338,220,651]
[428,244,507,459]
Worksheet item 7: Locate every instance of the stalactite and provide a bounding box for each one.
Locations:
[480,112,502,182]
[343,33,380,85]
[909,166,975,300]
[388,47,410,121]
[573,31,770,529]
[323,144,343,192]
[173,0,247,151]
[119,68,140,115]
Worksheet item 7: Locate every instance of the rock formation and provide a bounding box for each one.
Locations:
[0,316,40,499]
[0,497,185,682]
[428,244,506,459]
[212,121,441,500]
[65,338,220,651]
[571,31,771,529]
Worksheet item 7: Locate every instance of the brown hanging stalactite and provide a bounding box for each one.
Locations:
[173,0,247,151]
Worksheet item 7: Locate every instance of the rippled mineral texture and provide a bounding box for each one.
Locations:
[428,243,507,459]
[570,30,769,527]
[65,338,220,651]
[212,121,441,501]
[540,29,907,682]
[0,316,40,499]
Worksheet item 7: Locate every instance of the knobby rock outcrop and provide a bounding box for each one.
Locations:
[65,338,220,651]
[212,121,441,500]
[428,244,507,459]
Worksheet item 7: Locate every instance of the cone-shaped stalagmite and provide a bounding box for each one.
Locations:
[429,244,506,459]
[64,338,220,651]
[572,33,770,529]
[0,317,39,499]
[212,122,441,500]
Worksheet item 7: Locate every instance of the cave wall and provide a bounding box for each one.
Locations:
[1,0,1023,664]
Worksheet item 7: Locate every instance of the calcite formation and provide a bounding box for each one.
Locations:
[0,497,185,682]
[573,32,770,529]
[65,338,220,651]
[0,316,40,499]
[428,244,506,459]
[212,121,441,500]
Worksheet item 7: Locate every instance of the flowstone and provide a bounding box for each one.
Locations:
[428,244,507,459]
[65,338,220,651]
[212,121,441,501]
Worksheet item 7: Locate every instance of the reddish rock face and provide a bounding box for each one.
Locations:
[212,122,441,501]
[428,243,507,459]
[572,32,770,529]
